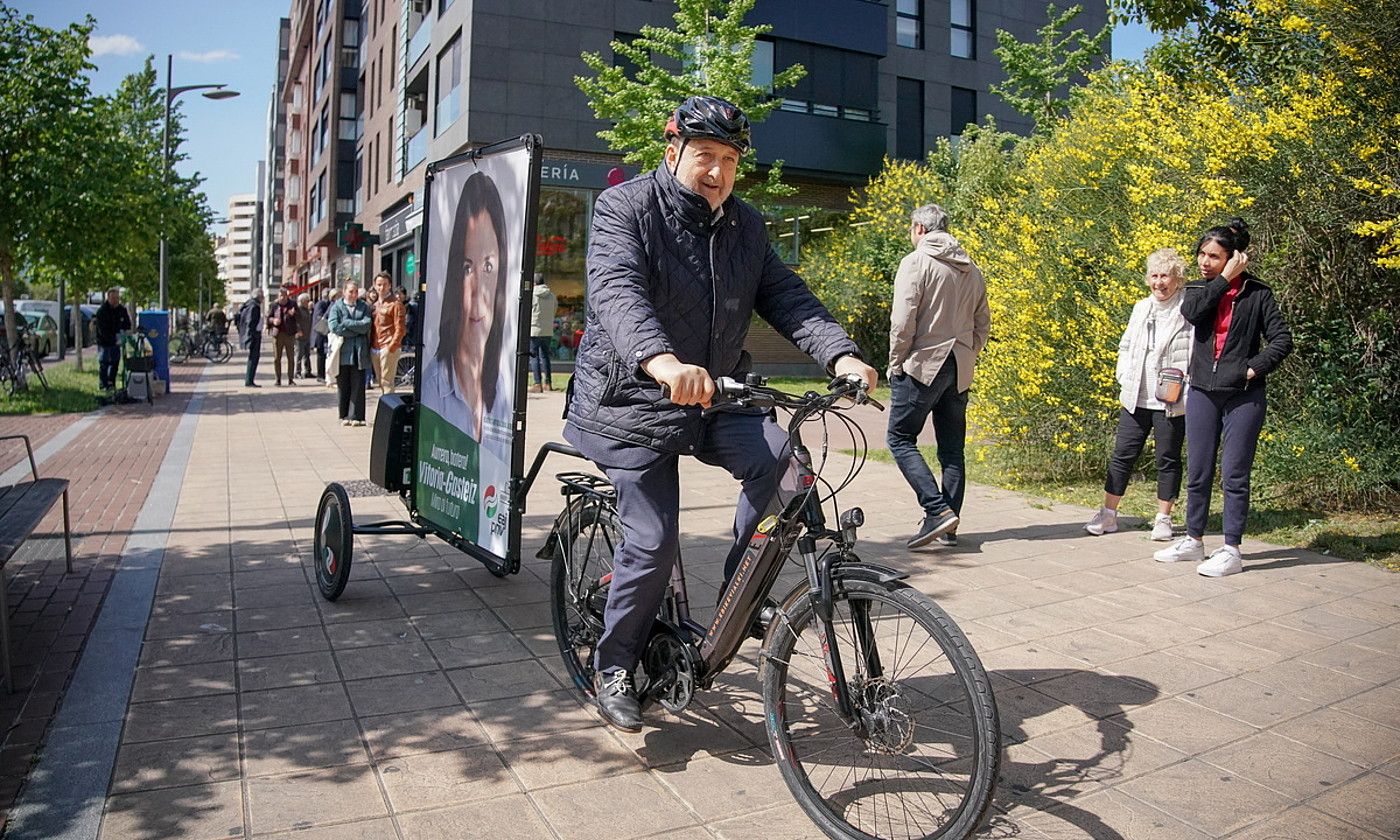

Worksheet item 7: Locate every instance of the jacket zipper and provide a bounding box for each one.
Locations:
[1212,295,1239,375]
[708,223,717,369]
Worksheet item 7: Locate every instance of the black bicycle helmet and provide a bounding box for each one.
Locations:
[664,95,751,154]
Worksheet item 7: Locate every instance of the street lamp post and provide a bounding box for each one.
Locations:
[160,54,239,312]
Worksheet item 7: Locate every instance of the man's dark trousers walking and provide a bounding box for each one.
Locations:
[245,332,261,386]
[887,356,967,519]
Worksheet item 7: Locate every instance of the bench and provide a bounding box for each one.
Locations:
[0,435,73,692]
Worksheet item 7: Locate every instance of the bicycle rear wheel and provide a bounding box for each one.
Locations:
[547,498,620,699]
[25,352,48,390]
[762,575,1000,840]
[215,339,233,363]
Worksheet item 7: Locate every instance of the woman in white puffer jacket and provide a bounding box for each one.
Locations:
[1085,248,1193,540]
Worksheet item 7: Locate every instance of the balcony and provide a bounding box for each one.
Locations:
[407,15,433,70]
[406,126,428,171]
[752,108,886,178]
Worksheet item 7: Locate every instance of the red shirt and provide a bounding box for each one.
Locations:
[1213,277,1244,360]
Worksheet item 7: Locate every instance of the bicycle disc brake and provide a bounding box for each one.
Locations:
[641,624,700,714]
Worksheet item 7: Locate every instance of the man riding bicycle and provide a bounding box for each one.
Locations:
[563,95,878,731]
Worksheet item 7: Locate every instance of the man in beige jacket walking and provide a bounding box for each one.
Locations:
[888,203,991,548]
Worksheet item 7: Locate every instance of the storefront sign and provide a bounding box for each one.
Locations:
[540,160,634,190]
[379,201,415,245]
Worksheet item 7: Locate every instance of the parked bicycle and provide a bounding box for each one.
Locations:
[539,375,1001,840]
[170,326,233,364]
[0,320,50,395]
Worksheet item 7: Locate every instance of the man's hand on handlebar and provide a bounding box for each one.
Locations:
[642,352,715,407]
[833,354,879,394]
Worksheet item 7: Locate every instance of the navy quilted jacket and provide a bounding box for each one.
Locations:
[566,163,860,454]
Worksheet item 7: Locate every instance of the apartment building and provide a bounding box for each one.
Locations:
[260,18,292,300]
[218,193,259,305]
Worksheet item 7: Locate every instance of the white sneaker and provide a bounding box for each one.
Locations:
[1083,508,1118,536]
[1154,536,1204,563]
[1197,545,1243,577]
[1151,513,1174,541]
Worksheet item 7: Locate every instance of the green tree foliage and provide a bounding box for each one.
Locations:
[991,4,1110,132]
[0,5,98,361]
[574,0,806,199]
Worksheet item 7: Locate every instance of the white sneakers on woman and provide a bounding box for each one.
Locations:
[1083,508,1118,535]
[1154,537,1244,576]
[1084,509,1175,540]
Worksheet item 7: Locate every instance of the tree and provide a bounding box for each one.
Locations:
[0,6,99,367]
[574,0,806,199]
[991,4,1110,132]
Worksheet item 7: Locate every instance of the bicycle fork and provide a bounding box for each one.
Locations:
[801,534,884,740]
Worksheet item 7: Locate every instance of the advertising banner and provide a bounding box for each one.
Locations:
[413,137,540,568]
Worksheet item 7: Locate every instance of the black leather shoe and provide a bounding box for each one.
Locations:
[594,669,642,732]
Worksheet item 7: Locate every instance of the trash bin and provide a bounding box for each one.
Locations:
[137,310,170,395]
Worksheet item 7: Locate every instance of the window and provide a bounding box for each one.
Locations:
[435,33,461,134]
[951,0,975,58]
[751,39,774,91]
[896,0,922,49]
[896,77,924,159]
[339,92,360,140]
[613,33,642,78]
[950,86,977,136]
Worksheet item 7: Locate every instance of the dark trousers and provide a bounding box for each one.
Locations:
[273,334,297,382]
[529,337,552,384]
[1104,407,1186,500]
[1185,386,1267,546]
[886,357,968,517]
[97,344,119,390]
[244,331,262,385]
[595,412,788,674]
[337,366,366,421]
[315,345,326,380]
[295,337,312,377]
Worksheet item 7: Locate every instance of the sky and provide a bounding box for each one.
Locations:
[16,2,1159,236]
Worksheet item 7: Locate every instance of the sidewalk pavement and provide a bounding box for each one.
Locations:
[7,355,1399,839]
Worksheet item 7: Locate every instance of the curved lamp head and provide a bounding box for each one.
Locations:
[203,88,240,100]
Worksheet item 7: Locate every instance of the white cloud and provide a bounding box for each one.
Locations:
[175,49,240,63]
[89,34,144,57]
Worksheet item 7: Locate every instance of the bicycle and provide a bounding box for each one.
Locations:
[172,327,233,364]
[536,375,1000,840]
[0,322,49,394]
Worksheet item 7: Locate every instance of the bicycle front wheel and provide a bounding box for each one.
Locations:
[762,575,1000,840]
[171,338,190,364]
[26,353,48,390]
[548,498,620,699]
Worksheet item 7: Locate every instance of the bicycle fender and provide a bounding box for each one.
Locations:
[834,561,910,587]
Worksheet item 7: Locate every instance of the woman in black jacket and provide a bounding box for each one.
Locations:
[1154,218,1293,576]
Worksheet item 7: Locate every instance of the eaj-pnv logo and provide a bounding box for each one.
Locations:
[483,485,498,520]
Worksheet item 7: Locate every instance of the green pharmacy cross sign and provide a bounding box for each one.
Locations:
[338,221,380,254]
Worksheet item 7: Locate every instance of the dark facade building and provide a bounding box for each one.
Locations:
[276,0,1108,364]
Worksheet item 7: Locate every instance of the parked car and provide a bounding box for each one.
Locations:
[23,313,58,357]
[62,304,98,349]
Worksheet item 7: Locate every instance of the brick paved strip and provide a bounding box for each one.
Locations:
[4,372,208,840]
[0,414,101,487]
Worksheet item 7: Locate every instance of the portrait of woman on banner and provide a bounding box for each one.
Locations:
[422,170,514,458]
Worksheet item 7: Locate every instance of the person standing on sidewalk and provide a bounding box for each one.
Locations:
[312,288,337,383]
[886,203,991,549]
[1154,218,1293,576]
[238,289,264,388]
[268,287,300,386]
[329,281,372,426]
[369,272,406,395]
[529,274,557,393]
[1084,248,1192,540]
[294,293,315,380]
[93,287,131,391]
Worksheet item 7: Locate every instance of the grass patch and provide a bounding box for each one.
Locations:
[0,360,102,415]
[865,442,1400,572]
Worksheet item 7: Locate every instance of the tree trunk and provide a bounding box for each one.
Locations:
[0,247,18,373]
[71,287,83,372]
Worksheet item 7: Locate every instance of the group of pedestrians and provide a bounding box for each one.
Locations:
[235,273,412,427]
[883,209,1293,578]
